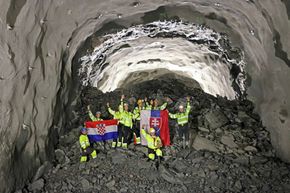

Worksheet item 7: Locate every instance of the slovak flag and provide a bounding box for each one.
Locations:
[85,120,118,142]
[140,110,170,146]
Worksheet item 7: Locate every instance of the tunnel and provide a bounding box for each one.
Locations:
[0,0,290,192]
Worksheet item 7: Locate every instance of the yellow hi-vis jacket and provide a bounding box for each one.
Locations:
[88,110,103,121]
[169,102,191,126]
[145,102,167,110]
[108,103,124,124]
[133,106,145,121]
[79,134,90,149]
[119,100,139,128]
[141,129,162,150]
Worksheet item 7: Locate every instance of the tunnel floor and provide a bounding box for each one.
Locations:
[20,81,290,193]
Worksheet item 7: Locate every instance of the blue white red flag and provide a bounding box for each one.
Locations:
[140,110,170,146]
[85,120,118,142]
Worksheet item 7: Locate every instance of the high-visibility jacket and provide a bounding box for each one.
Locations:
[119,100,139,128]
[169,102,191,125]
[133,106,145,121]
[141,129,162,150]
[145,102,167,110]
[79,134,90,149]
[88,110,103,121]
[108,108,123,124]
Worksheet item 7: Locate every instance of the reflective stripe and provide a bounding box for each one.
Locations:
[134,107,144,120]
[141,129,162,149]
[91,150,97,159]
[119,111,139,128]
[169,102,191,125]
[136,137,141,144]
[156,149,162,157]
[79,135,90,149]
[122,143,128,148]
[149,153,155,160]
[80,156,87,162]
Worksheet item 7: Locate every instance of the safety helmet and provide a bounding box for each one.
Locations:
[124,103,129,106]
[96,111,101,114]
[149,128,155,134]
[80,127,87,133]
[179,105,184,109]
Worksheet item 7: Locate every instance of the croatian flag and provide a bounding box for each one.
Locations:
[85,120,118,142]
[140,110,170,146]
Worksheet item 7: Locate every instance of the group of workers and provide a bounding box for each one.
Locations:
[79,95,191,163]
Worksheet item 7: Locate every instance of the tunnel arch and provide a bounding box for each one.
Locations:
[76,20,246,100]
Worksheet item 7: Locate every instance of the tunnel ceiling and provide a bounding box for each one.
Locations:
[75,19,246,100]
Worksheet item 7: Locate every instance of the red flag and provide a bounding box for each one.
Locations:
[159,110,170,146]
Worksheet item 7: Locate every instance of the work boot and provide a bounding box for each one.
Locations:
[182,137,186,149]
[155,156,161,170]
[80,156,87,163]
[122,143,128,149]
[185,140,190,148]
[136,137,141,145]
[112,141,117,148]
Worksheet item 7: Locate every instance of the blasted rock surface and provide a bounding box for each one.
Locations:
[0,0,290,192]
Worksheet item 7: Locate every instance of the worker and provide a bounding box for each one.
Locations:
[141,126,163,161]
[133,99,145,144]
[119,94,139,148]
[145,97,170,110]
[87,105,106,149]
[107,102,123,148]
[87,105,103,121]
[79,127,97,162]
[144,97,154,110]
[168,96,191,148]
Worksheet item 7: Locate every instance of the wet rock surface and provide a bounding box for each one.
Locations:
[20,87,290,193]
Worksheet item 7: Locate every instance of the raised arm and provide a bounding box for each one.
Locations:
[132,111,140,120]
[141,126,148,138]
[159,102,167,110]
[87,105,96,121]
[186,96,191,114]
[144,97,152,110]
[169,112,177,119]
[119,95,125,112]
[107,103,116,116]
[160,97,171,110]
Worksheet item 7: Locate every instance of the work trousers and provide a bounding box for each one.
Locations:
[178,123,189,141]
[134,120,141,138]
[122,125,133,144]
[81,146,93,156]
[148,148,162,160]
[113,124,122,144]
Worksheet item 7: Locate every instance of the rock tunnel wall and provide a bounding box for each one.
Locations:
[0,0,290,192]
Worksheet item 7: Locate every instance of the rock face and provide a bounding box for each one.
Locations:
[0,0,290,193]
[35,124,290,193]
[204,110,229,129]
[18,88,290,193]
[193,136,219,153]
